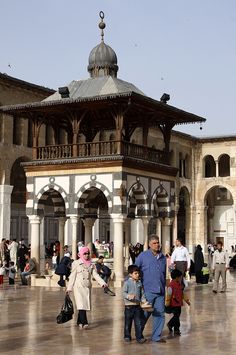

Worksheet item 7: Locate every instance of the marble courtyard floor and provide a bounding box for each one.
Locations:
[0,272,236,355]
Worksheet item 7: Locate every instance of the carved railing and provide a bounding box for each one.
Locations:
[36,141,169,165]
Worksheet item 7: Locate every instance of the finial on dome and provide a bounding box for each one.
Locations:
[99,11,106,42]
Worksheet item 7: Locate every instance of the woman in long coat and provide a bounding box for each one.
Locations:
[66,246,107,328]
[194,244,204,283]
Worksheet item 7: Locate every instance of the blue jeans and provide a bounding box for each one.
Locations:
[124,306,143,341]
[20,271,31,285]
[142,292,165,341]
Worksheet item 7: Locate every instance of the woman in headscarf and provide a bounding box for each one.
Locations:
[194,244,204,284]
[66,246,107,328]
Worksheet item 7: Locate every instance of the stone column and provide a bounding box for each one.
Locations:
[142,216,151,250]
[192,205,205,248]
[28,215,41,273]
[216,160,219,178]
[172,205,179,246]
[185,207,192,250]
[83,218,96,253]
[111,214,125,287]
[124,219,131,269]
[58,217,67,258]
[161,217,173,255]
[39,217,45,275]
[0,185,13,240]
[156,218,162,242]
[69,215,78,260]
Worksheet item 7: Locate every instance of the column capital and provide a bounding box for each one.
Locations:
[28,215,41,224]
[141,216,151,224]
[83,217,96,227]
[160,217,173,226]
[68,215,79,224]
[110,213,126,223]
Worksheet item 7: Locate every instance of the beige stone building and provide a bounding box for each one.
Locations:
[0,73,54,242]
[0,14,235,283]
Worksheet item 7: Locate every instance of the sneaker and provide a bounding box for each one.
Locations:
[77,324,83,329]
[212,290,217,294]
[174,330,181,336]
[156,338,166,343]
[83,324,89,329]
[137,338,147,344]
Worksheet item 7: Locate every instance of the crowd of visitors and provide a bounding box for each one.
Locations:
[0,232,232,345]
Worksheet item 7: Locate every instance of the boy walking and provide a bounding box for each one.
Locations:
[6,261,16,285]
[123,265,150,344]
[165,269,190,336]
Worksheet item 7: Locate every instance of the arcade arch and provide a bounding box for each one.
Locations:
[204,155,216,177]
[205,185,235,251]
[10,156,30,241]
[177,186,190,246]
[219,154,230,177]
[77,186,110,244]
[37,188,66,248]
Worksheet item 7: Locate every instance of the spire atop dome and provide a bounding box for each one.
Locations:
[87,12,119,78]
[99,11,106,42]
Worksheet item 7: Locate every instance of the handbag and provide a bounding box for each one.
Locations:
[56,294,74,324]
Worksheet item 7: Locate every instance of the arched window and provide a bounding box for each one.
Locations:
[179,153,189,178]
[204,155,216,177]
[219,154,230,177]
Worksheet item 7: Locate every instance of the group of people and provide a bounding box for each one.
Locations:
[64,234,230,344]
[64,235,190,343]
[0,238,36,286]
[129,243,143,264]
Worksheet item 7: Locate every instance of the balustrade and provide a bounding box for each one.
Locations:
[35,140,169,164]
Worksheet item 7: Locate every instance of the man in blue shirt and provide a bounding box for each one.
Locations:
[136,234,166,343]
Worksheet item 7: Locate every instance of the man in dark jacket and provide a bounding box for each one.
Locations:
[17,240,28,272]
[55,253,72,287]
[95,256,111,284]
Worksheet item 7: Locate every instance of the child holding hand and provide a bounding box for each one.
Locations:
[123,265,151,344]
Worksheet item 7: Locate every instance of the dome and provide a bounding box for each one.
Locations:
[87,41,119,78]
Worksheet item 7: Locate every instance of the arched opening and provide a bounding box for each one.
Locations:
[177,187,190,246]
[37,189,66,249]
[219,154,230,177]
[78,186,110,243]
[204,155,216,177]
[151,185,172,251]
[127,183,148,246]
[10,157,30,242]
[205,185,234,251]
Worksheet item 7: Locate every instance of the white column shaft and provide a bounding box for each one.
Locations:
[112,215,125,287]
[28,215,41,273]
[0,185,13,240]
[70,216,78,260]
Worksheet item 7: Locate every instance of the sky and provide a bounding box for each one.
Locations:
[1,0,236,137]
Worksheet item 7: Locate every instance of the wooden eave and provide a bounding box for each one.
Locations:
[0,91,206,130]
[22,156,178,177]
